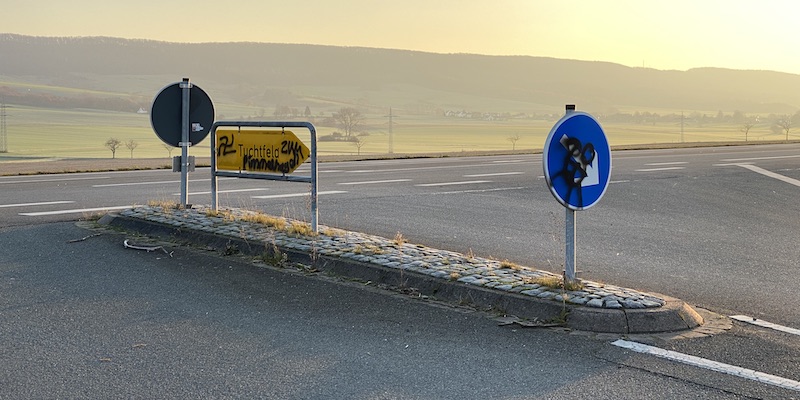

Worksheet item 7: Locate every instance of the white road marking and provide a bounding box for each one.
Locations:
[463,172,524,177]
[427,186,527,195]
[721,154,800,162]
[489,159,526,163]
[415,180,492,187]
[19,205,132,216]
[338,179,411,185]
[172,188,269,196]
[346,164,483,174]
[735,164,800,188]
[612,339,800,392]
[0,200,75,208]
[645,161,688,166]
[0,176,111,184]
[730,315,800,336]
[93,180,184,187]
[93,178,234,188]
[635,167,685,172]
[610,180,630,184]
[252,190,347,199]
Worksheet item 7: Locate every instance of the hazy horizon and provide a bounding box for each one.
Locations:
[5,0,800,74]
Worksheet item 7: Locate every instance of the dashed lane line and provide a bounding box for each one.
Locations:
[644,161,688,166]
[0,201,74,208]
[427,186,528,195]
[19,205,132,216]
[612,339,800,392]
[635,167,686,172]
[415,180,492,187]
[251,190,347,199]
[720,154,800,162]
[463,172,524,177]
[338,179,412,185]
[0,176,111,184]
[93,177,236,188]
[730,315,800,336]
[172,188,269,196]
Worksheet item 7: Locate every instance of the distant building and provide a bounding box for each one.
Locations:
[137,107,148,114]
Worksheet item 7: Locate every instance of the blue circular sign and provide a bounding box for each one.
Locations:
[543,112,611,210]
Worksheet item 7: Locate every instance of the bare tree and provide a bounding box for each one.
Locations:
[105,137,121,159]
[163,143,174,157]
[125,139,138,158]
[352,135,367,155]
[740,122,754,142]
[508,134,521,150]
[777,115,792,140]
[333,107,364,138]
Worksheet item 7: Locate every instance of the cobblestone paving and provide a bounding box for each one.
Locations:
[121,205,666,310]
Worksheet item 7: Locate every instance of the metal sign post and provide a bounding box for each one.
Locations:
[543,104,612,283]
[150,78,215,209]
[179,78,191,207]
[565,105,577,281]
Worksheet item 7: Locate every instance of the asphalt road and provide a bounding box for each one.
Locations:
[0,222,793,399]
[2,144,800,397]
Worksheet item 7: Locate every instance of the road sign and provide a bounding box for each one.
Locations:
[215,129,310,174]
[150,82,215,147]
[543,111,611,210]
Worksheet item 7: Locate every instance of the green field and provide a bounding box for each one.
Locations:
[0,104,788,160]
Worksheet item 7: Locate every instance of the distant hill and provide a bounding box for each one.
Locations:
[1,33,799,115]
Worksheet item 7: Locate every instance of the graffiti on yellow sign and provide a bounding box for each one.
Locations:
[215,129,310,174]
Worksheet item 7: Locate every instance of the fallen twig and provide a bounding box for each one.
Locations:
[123,239,173,257]
[67,233,102,243]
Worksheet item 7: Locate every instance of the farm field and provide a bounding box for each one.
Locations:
[0,106,783,161]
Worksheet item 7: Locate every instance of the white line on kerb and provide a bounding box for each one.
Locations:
[730,315,800,336]
[251,190,347,199]
[19,205,132,216]
[463,172,524,177]
[635,167,686,172]
[415,180,491,187]
[735,164,800,188]
[612,339,800,392]
[0,201,74,209]
[338,179,411,185]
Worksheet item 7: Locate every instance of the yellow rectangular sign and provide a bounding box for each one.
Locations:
[215,129,310,174]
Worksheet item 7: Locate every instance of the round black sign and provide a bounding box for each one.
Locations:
[150,81,215,147]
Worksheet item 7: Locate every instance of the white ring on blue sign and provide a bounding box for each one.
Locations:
[543,112,612,210]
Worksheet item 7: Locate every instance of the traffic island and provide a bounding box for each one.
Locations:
[99,205,704,334]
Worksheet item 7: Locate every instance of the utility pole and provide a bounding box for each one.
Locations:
[680,111,685,143]
[0,101,7,153]
[385,107,395,153]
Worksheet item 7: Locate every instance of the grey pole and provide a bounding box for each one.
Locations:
[310,124,318,232]
[210,126,218,211]
[564,104,577,283]
[179,78,192,208]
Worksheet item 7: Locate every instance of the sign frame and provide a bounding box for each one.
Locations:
[210,121,319,232]
[215,128,310,174]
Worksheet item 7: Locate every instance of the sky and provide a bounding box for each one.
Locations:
[5,0,800,74]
